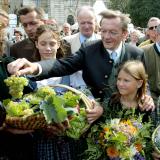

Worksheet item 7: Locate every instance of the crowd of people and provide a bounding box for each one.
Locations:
[0,5,160,160]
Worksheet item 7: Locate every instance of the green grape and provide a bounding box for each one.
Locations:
[23,109,34,116]
[4,75,29,99]
[6,100,30,117]
[63,91,80,107]
[36,86,56,99]
[23,93,43,105]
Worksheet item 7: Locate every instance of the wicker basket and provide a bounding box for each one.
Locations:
[5,84,92,130]
[152,125,160,154]
[5,113,47,130]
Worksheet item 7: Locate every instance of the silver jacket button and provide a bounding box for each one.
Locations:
[104,75,108,78]
[99,90,103,94]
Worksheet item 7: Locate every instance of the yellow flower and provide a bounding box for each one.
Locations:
[129,125,137,134]
[120,120,137,135]
[104,127,110,132]
[121,119,132,125]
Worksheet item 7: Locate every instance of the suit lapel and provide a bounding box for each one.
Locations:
[153,43,160,56]
[118,43,127,64]
[71,33,81,53]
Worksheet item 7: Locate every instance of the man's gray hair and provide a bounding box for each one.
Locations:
[147,17,160,27]
[99,9,131,31]
[76,6,96,18]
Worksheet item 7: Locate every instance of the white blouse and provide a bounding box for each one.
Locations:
[36,71,86,89]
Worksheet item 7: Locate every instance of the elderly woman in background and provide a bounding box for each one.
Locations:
[129,29,142,46]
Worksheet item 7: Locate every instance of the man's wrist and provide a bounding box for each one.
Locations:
[30,63,42,77]
[34,63,42,75]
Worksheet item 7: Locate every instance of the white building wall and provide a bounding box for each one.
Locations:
[23,0,36,6]
[48,0,96,25]
[49,0,65,25]
[2,0,108,26]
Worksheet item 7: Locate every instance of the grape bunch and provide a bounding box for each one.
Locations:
[5,100,33,117]
[36,86,56,99]
[4,75,29,99]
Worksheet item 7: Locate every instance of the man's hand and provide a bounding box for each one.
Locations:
[86,100,103,124]
[7,58,39,76]
[139,95,155,111]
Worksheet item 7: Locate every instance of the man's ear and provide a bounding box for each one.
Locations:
[122,30,128,41]
[57,41,61,49]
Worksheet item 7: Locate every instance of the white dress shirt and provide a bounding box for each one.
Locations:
[106,42,123,62]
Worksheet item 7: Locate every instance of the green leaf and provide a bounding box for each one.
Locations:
[66,108,89,139]
[40,95,67,124]
[84,138,103,160]
[110,132,127,143]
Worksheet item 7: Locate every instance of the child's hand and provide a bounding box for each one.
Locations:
[139,95,155,111]
[152,150,160,160]
[86,100,103,124]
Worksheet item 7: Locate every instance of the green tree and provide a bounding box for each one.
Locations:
[108,0,129,13]
[128,0,160,27]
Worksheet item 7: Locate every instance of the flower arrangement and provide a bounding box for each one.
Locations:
[85,109,152,160]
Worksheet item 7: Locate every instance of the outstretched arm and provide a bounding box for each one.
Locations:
[8,49,84,78]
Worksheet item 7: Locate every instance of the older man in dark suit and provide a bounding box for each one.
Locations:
[8,9,154,114]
